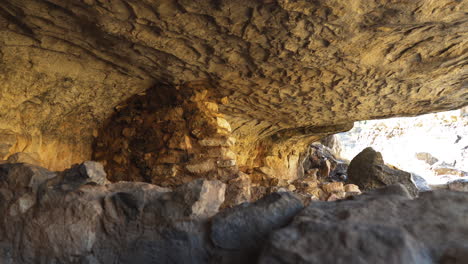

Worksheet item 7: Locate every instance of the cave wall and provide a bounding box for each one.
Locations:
[0,0,466,173]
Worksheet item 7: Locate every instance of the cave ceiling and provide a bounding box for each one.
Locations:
[0,0,466,142]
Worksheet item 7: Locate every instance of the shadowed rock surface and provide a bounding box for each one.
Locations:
[348,147,419,196]
[259,184,468,264]
[1,163,468,263]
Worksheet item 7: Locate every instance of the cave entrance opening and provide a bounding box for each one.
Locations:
[330,106,468,189]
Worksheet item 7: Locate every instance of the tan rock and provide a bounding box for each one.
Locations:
[224,172,252,207]
[204,102,219,112]
[156,153,183,164]
[322,182,344,194]
[344,184,361,193]
[217,159,236,168]
[345,192,361,198]
[327,191,346,201]
[204,147,236,160]
[216,117,232,132]
[122,127,135,137]
[307,187,326,200]
[288,184,296,191]
[199,137,236,147]
[186,160,216,174]
[305,169,318,178]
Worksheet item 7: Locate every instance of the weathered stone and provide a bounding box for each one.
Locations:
[306,187,326,200]
[186,160,216,174]
[172,179,226,219]
[259,185,468,264]
[344,184,361,193]
[447,179,468,192]
[322,182,344,194]
[0,0,465,183]
[211,192,303,250]
[2,162,468,263]
[224,172,251,207]
[63,161,108,186]
[216,117,232,132]
[217,159,236,168]
[198,137,236,147]
[348,147,418,197]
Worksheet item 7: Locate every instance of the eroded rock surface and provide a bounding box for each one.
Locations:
[259,184,468,264]
[0,0,466,172]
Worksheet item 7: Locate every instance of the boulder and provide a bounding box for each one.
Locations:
[171,178,226,219]
[1,161,468,264]
[224,172,251,207]
[347,147,418,197]
[62,161,109,186]
[211,192,303,250]
[447,179,468,192]
[259,185,468,264]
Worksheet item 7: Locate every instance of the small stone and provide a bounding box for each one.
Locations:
[164,106,184,120]
[305,181,318,188]
[448,179,468,192]
[167,133,193,150]
[216,117,232,132]
[204,102,219,112]
[122,127,135,137]
[220,96,229,104]
[204,147,236,160]
[322,182,344,194]
[151,164,178,177]
[191,90,208,101]
[288,185,296,191]
[270,178,280,186]
[186,159,216,174]
[344,184,361,193]
[199,136,236,147]
[303,173,318,181]
[327,191,346,201]
[307,187,326,200]
[217,159,236,168]
[156,153,182,164]
[345,192,361,198]
[224,172,252,207]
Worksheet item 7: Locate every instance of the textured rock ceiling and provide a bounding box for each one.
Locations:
[0,0,467,168]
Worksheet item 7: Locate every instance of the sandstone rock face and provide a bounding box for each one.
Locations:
[259,185,468,264]
[1,162,468,263]
[348,147,418,196]
[0,0,466,173]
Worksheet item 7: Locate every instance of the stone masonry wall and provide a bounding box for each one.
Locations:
[93,83,239,188]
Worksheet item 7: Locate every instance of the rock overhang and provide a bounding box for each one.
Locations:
[0,0,466,170]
